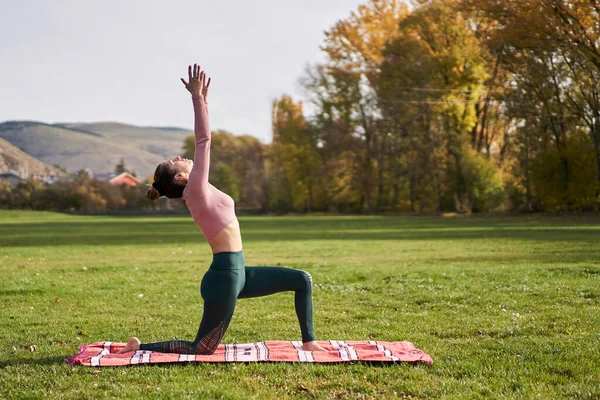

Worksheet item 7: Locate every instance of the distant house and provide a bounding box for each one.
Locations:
[38,175,61,185]
[0,170,27,187]
[95,172,143,188]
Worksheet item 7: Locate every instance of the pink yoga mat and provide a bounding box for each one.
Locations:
[67,340,433,366]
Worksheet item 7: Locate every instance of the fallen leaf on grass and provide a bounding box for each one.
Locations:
[78,330,89,337]
[298,385,310,392]
[92,370,101,376]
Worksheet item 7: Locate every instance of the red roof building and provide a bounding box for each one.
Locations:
[96,172,143,188]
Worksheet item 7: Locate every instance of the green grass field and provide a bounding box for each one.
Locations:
[0,211,599,399]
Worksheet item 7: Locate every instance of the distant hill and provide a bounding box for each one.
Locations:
[55,122,192,159]
[0,137,64,177]
[0,121,193,177]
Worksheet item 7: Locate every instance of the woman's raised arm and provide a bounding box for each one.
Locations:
[181,64,212,192]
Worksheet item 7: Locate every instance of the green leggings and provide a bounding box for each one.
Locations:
[139,251,316,355]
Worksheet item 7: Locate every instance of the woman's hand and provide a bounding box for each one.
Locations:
[181,64,211,100]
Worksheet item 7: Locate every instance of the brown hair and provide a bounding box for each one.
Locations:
[145,163,186,200]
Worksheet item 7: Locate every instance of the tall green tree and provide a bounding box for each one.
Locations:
[462,0,600,210]
[302,0,410,211]
[270,95,324,211]
[183,130,266,209]
[379,0,503,212]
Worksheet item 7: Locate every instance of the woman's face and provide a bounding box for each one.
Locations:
[166,156,193,175]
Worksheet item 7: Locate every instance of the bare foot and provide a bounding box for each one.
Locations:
[118,337,141,354]
[302,341,327,352]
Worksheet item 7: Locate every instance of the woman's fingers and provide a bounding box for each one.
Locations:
[183,63,208,94]
[202,76,211,99]
[188,64,205,81]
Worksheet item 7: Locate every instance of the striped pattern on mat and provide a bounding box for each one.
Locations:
[67,340,433,366]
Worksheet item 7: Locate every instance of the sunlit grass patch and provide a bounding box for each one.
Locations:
[0,211,599,399]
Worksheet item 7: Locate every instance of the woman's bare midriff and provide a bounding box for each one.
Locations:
[208,219,243,254]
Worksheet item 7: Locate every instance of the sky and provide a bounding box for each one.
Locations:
[0,0,366,143]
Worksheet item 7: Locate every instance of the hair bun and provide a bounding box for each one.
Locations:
[146,185,160,201]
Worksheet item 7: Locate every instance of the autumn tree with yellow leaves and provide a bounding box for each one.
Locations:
[175,0,600,214]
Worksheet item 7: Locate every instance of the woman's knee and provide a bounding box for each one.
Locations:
[193,332,222,355]
[297,270,313,291]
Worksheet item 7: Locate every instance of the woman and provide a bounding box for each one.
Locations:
[119,64,325,354]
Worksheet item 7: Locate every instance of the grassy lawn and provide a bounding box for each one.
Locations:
[0,210,599,399]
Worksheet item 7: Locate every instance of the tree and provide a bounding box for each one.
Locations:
[115,159,126,174]
[183,130,267,209]
[212,162,240,203]
[270,95,325,211]
[461,0,600,210]
[379,0,499,212]
[302,0,410,212]
[11,179,44,209]
[0,180,13,208]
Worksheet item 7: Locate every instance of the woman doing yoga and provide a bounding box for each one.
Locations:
[119,64,326,354]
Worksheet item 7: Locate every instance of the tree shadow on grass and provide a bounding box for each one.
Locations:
[0,355,69,368]
[0,289,45,297]
[414,254,600,266]
[1,216,599,248]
